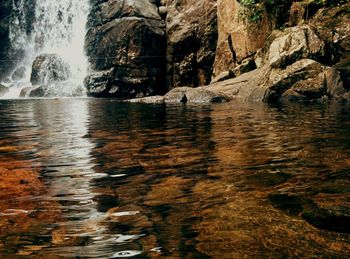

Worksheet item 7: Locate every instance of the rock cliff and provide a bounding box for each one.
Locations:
[130,1,349,104]
[85,0,218,98]
[85,0,167,98]
[0,0,36,82]
[165,0,217,89]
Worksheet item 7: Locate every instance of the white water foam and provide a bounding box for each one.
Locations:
[2,0,90,98]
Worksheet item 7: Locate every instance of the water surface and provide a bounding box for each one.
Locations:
[0,99,349,258]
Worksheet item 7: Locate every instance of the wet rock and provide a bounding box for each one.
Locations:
[281,71,326,101]
[30,54,70,86]
[0,0,36,81]
[0,84,9,96]
[229,57,256,78]
[84,68,115,98]
[19,86,37,98]
[310,3,350,57]
[88,0,161,28]
[288,2,305,26]
[332,56,350,90]
[11,66,26,81]
[0,0,16,80]
[85,0,166,99]
[126,95,165,104]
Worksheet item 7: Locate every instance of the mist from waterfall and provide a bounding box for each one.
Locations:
[3,0,90,98]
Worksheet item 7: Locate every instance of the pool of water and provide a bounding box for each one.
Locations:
[0,98,349,258]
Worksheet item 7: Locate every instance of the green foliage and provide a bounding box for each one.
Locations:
[238,0,265,23]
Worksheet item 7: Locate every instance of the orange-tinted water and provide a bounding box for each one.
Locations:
[0,99,349,258]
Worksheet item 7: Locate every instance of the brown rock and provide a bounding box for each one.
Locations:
[325,67,346,98]
[165,0,217,88]
[289,2,305,26]
[165,86,230,103]
[213,0,274,77]
[266,59,325,101]
[267,26,325,69]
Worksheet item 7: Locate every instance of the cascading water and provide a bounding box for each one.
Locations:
[2,0,90,98]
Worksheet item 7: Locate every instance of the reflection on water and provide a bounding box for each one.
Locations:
[0,99,349,258]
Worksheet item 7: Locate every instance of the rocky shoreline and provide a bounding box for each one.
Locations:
[0,1,349,101]
[125,2,350,104]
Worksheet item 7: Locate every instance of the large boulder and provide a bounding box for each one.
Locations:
[267,26,326,69]
[205,2,350,103]
[85,0,166,99]
[165,0,218,89]
[28,54,84,97]
[206,57,347,103]
[30,54,71,86]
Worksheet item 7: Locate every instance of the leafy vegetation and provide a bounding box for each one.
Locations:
[238,0,348,24]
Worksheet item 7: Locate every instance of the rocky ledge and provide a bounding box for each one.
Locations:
[127,4,350,104]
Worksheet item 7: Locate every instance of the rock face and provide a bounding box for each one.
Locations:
[0,0,36,81]
[213,0,274,77]
[196,3,349,104]
[85,0,166,99]
[0,0,14,80]
[165,0,218,89]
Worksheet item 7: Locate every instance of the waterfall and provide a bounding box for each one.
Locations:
[2,0,90,98]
